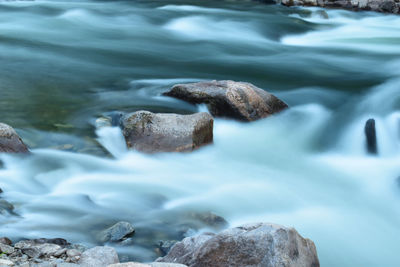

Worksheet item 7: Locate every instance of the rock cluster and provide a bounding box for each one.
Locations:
[280,0,400,14]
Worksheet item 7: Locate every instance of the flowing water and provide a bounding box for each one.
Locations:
[1,0,400,266]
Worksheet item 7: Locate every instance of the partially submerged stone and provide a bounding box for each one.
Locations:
[122,111,213,153]
[97,221,135,243]
[157,222,319,267]
[0,123,29,153]
[164,80,288,121]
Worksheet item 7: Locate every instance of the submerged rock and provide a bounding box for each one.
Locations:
[365,118,377,155]
[280,0,400,14]
[163,80,288,121]
[122,111,213,153]
[0,123,29,153]
[157,222,319,267]
[98,221,135,243]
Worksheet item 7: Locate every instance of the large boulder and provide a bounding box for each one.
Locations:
[163,80,288,122]
[122,111,213,153]
[157,222,319,267]
[0,123,29,153]
[280,0,400,14]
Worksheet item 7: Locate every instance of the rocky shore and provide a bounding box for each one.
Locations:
[279,0,400,14]
[0,80,321,267]
[0,223,319,267]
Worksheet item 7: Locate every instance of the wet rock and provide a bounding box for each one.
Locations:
[0,199,15,215]
[365,118,377,155]
[122,111,213,153]
[0,123,29,153]
[0,237,12,246]
[0,258,14,266]
[78,246,119,267]
[0,243,15,254]
[158,240,178,256]
[164,80,288,121]
[157,222,319,267]
[185,212,228,230]
[98,221,135,243]
[280,0,400,14]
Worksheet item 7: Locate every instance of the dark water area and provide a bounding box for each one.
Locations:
[1,0,400,266]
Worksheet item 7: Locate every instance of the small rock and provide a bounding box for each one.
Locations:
[0,243,14,254]
[0,258,14,266]
[66,249,81,258]
[21,247,41,258]
[0,237,12,246]
[0,123,29,153]
[0,200,15,215]
[54,248,67,257]
[78,246,119,267]
[365,118,377,155]
[122,111,213,153]
[98,222,135,243]
[164,80,288,121]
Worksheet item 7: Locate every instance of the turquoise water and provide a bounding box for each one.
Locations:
[1,1,400,266]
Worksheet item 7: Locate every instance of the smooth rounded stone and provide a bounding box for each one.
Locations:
[365,118,377,154]
[0,259,14,266]
[122,111,213,153]
[0,243,14,254]
[66,249,81,258]
[33,238,68,247]
[53,248,67,257]
[0,237,12,246]
[157,222,319,267]
[97,222,135,243]
[78,246,119,267]
[280,0,400,14]
[0,123,29,153]
[163,80,288,122]
[0,258,14,266]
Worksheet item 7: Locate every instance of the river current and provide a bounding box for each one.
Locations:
[1,1,400,266]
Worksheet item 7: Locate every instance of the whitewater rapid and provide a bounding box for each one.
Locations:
[0,1,400,266]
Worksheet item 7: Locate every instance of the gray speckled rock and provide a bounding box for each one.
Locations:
[280,0,400,14]
[98,221,135,243]
[164,80,288,122]
[157,222,319,267]
[78,246,119,267]
[0,123,29,153]
[122,111,213,153]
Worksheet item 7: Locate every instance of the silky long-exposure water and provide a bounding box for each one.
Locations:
[1,0,400,266]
